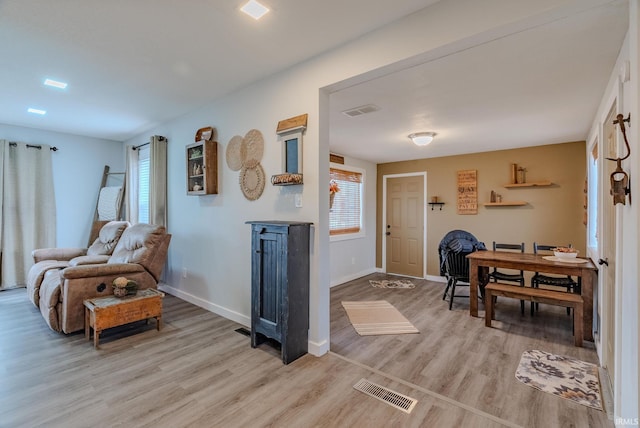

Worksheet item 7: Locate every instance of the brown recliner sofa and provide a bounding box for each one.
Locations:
[27,220,130,308]
[37,223,171,333]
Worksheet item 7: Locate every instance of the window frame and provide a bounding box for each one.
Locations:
[329,162,365,242]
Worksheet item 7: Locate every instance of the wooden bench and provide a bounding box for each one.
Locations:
[484,282,584,347]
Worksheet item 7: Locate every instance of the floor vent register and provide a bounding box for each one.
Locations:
[353,378,417,414]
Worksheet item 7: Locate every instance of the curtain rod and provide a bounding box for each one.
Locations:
[133,135,166,150]
[9,142,58,151]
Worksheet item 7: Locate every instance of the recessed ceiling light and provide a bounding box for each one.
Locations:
[241,0,269,20]
[27,107,47,115]
[44,78,68,89]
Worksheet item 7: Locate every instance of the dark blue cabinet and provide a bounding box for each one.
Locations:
[247,221,311,364]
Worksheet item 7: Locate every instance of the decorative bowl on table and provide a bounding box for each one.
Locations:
[553,247,579,259]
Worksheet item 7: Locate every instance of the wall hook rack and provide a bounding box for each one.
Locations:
[606,113,631,205]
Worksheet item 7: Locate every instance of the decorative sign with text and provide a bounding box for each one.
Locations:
[457,170,478,215]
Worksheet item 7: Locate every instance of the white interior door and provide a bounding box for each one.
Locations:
[385,175,424,277]
[601,104,618,391]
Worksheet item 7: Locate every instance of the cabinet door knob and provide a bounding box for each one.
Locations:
[255,250,262,254]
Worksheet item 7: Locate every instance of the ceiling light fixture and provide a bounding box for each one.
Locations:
[44,78,68,89]
[241,0,269,20]
[408,132,436,146]
[27,107,47,115]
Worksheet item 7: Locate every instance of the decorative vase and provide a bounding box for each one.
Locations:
[510,163,518,184]
[113,287,127,297]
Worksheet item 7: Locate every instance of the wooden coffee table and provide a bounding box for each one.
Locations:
[84,288,164,348]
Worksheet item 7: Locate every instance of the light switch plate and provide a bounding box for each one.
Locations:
[295,194,302,208]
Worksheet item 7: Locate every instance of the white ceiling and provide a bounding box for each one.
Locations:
[0,1,629,164]
[0,0,439,142]
[330,1,629,163]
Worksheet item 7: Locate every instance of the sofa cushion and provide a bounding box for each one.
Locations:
[108,223,166,266]
[87,221,129,256]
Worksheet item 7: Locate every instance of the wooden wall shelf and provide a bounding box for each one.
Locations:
[428,202,445,210]
[503,181,552,188]
[271,173,303,186]
[483,201,527,207]
[186,140,218,195]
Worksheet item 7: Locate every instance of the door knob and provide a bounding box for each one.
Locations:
[386,232,391,236]
[598,258,609,266]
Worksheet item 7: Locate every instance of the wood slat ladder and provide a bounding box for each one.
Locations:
[484,282,584,347]
[88,165,126,245]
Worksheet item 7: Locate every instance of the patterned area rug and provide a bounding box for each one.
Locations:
[369,279,415,289]
[341,300,419,336]
[515,349,603,410]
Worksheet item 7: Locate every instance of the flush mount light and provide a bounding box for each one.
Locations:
[44,78,68,89]
[241,0,269,19]
[27,107,47,115]
[408,132,436,146]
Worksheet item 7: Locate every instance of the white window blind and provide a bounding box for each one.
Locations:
[138,145,150,223]
[330,167,362,236]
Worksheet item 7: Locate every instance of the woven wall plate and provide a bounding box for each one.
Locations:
[239,163,265,201]
[225,135,244,171]
[243,129,264,163]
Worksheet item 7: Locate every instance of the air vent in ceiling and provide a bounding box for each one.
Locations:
[341,104,380,117]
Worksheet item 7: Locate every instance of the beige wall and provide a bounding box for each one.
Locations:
[376,141,587,276]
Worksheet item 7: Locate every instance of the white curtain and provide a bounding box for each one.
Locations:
[149,135,167,227]
[0,140,56,290]
[125,135,167,227]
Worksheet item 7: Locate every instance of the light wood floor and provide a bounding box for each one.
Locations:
[0,274,612,427]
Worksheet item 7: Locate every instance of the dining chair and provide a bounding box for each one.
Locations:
[442,250,472,310]
[531,242,581,315]
[487,242,526,314]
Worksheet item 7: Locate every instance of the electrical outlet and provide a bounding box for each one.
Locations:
[295,194,302,208]
[182,268,187,278]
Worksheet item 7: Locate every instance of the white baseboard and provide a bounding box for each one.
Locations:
[160,283,330,357]
[159,283,250,327]
[330,267,378,288]
[308,339,329,356]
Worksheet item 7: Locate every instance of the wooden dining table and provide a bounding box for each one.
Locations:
[467,250,598,341]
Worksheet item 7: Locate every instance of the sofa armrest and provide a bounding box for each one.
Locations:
[69,255,110,266]
[32,248,87,263]
[61,263,145,280]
